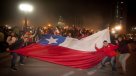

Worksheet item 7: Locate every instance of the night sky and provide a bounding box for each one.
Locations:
[0,0,133,30]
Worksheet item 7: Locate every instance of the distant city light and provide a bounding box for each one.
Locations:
[121,2,124,4]
[19,3,33,13]
[111,30,116,34]
[5,25,8,27]
[111,28,115,31]
[134,27,136,30]
[115,25,122,31]
[48,24,51,27]
[43,26,47,29]
[8,26,12,29]
[91,29,94,32]
[30,30,33,33]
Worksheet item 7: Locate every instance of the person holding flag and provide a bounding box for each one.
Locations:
[95,40,118,71]
[6,32,24,71]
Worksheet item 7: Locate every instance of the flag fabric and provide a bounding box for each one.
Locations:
[14,28,110,69]
[38,28,110,52]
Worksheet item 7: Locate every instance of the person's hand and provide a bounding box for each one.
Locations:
[95,44,100,51]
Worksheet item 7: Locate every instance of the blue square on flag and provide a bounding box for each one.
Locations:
[38,34,66,45]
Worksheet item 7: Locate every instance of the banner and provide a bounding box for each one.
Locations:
[15,28,110,69]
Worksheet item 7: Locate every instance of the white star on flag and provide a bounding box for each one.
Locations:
[46,36,58,44]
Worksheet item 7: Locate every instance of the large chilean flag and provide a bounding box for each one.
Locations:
[15,28,110,69]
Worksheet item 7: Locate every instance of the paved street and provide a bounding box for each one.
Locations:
[0,52,136,76]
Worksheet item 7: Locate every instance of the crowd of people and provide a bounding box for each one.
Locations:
[0,25,136,74]
[37,25,94,39]
[0,25,95,71]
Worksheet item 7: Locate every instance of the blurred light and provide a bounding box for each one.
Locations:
[111,30,116,34]
[30,30,32,33]
[115,25,122,31]
[111,28,115,31]
[130,37,133,39]
[134,27,136,30]
[19,3,33,12]
[91,29,94,32]
[5,25,8,27]
[48,24,51,27]
[43,26,47,29]
[8,26,12,29]
[121,2,124,4]
[30,26,32,29]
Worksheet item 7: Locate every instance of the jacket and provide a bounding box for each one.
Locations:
[95,44,118,57]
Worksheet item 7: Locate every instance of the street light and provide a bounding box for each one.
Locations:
[19,3,33,13]
[19,3,33,27]
[111,28,116,34]
[111,30,116,34]
[43,26,47,29]
[48,24,51,27]
[115,25,122,31]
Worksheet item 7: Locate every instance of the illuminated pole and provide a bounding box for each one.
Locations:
[19,3,33,27]
[116,1,119,23]
[24,16,27,26]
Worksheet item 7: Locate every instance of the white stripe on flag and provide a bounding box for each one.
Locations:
[59,28,110,52]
